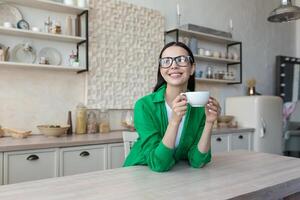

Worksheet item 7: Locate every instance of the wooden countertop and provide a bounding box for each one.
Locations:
[0,150,299,199]
[0,128,254,152]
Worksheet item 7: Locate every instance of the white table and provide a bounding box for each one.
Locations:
[0,150,300,200]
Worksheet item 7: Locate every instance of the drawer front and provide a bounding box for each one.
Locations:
[4,149,59,184]
[231,133,251,151]
[211,134,229,153]
[60,145,107,176]
[0,153,3,185]
[107,143,125,169]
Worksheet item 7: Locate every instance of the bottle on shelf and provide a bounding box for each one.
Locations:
[99,109,110,133]
[67,111,73,135]
[75,103,87,134]
[65,16,73,36]
[87,110,98,134]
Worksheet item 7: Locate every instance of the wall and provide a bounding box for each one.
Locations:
[87,0,164,109]
[120,0,296,111]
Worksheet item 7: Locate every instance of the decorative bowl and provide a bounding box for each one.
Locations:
[37,125,70,137]
[217,115,234,123]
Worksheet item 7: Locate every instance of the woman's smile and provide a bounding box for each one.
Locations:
[168,71,183,78]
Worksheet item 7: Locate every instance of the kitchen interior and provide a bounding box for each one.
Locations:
[1,0,300,199]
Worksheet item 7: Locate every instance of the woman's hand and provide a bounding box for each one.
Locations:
[205,97,221,124]
[170,94,187,124]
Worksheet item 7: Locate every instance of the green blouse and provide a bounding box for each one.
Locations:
[123,84,211,172]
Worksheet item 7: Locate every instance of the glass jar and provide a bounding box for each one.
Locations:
[206,66,213,79]
[75,103,87,134]
[87,110,98,134]
[99,109,110,133]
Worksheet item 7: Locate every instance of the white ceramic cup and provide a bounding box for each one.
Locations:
[181,91,210,107]
[3,22,13,28]
[31,27,40,32]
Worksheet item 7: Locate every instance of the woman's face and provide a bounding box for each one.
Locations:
[160,46,195,88]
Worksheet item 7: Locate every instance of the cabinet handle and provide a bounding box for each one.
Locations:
[216,137,222,142]
[238,135,244,139]
[80,151,90,157]
[26,154,39,161]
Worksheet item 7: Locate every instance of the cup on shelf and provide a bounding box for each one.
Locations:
[213,51,220,58]
[31,27,40,32]
[227,52,234,60]
[233,52,239,60]
[198,48,205,56]
[204,50,212,57]
[64,0,75,6]
[220,52,227,59]
[3,22,13,28]
[77,0,87,8]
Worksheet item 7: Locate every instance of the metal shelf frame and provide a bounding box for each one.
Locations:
[165,28,242,85]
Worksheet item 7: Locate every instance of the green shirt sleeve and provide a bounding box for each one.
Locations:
[134,99,176,172]
[188,146,211,168]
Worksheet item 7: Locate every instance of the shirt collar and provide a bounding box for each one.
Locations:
[152,84,166,103]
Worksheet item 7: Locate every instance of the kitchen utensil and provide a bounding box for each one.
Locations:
[37,125,70,137]
[38,47,62,65]
[0,3,23,28]
[11,43,36,63]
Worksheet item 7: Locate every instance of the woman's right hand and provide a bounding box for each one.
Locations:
[170,94,187,124]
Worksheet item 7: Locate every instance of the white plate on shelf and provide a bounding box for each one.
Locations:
[38,47,62,65]
[0,3,23,27]
[11,43,36,64]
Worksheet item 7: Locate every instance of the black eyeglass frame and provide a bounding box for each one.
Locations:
[159,55,194,68]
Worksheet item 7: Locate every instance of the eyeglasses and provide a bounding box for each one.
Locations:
[159,55,193,68]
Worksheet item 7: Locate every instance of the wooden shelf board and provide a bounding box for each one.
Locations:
[194,55,240,64]
[167,28,240,44]
[195,78,239,84]
[0,61,85,72]
[7,0,88,14]
[0,26,86,43]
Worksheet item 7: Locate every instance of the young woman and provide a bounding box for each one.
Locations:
[123,42,221,172]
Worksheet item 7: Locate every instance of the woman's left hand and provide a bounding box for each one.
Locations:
[205,97,221,124]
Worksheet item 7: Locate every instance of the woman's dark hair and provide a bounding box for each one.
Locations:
[153,41,195,92]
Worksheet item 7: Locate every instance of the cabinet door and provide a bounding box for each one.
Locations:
[60,144,107,176]
[3,149,59,184]
[211,134,230,153]
[107,143,125,169]
[231,133,252,151]
[0,153,3,185]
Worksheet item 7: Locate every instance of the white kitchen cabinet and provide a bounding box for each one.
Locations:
[211,134,230,153]
[0,153,3,185]
[231,132,252,151]
[3,148,59,184]
[211,132,253,153]
[107,143,125,169]
[60,144,107,176]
